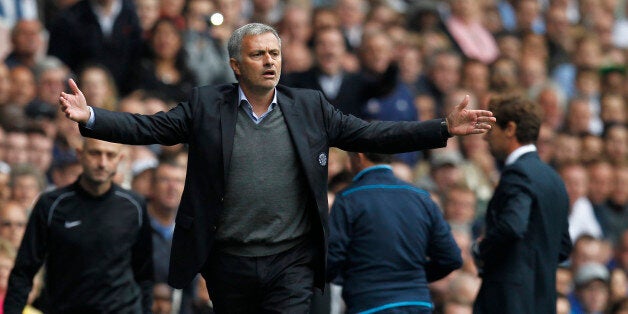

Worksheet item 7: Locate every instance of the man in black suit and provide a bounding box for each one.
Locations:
[59,23,495,313]
[282,27,367,117]
[473,95,572,314]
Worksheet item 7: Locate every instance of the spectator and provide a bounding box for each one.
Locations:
[47,0,143,95]
[416,49,462,117]
[603,124,627,166]
[4,19,44,70]
[442,184,477,229]
[58,22,493,313]
[132,17,196,105]
[443,0,499,64]
[282,27,365,117]
[3,128,29,167]
[571,262,611,314]
[559,161,604,242]
[0,201,26,249]
[134,0,160,37]
[0,63,11,107]
[26,127,54,177]
[9,164,45,211]
[25,57,70,122]
[8,65,36,109]
[327,152,462,313]
[78,64,119,111]
[182,0,235,86]
[4,138,154,312]
[473,95,571,314]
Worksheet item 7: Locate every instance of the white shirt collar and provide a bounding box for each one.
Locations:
[90,0,122,37]
[505,144,537,166]
[237,86,278,108]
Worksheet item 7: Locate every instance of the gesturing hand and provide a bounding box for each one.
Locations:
[59,79,91,124]
[446,95,496,136]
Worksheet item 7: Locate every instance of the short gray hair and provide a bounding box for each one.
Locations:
[227,23,281,61]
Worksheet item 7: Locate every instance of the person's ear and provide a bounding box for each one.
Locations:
[505,121,517,138]
[229,58,241,76]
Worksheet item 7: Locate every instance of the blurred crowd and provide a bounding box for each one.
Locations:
[0,0,627,313]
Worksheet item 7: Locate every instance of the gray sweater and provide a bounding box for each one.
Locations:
[215,106,311,256]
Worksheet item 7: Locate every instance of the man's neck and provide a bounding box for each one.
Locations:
[148,203,176,226]
[240,86,274,116]
[79,177,112,196]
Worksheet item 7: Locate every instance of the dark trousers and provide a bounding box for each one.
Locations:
[203,241,316,314]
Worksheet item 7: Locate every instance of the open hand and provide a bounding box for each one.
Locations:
[446,95,496,136]
[59,79,91,124]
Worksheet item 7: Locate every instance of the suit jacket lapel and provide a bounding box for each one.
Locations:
[220,87,239,186]
[277,92,312,176]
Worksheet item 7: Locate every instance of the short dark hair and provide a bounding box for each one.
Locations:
[488,95,543,144]
[362,152,393,164]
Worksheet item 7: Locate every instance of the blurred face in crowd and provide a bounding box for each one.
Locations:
[431,53,461,94]
[230,32,282,95]
[546,7,570,42]
[553,133,581,164]
[9,66,36,107]
[560,164,588,206]
[280,6,311,45]
[28,132,54,173]
[490,58,518,92]
[604,125,627,164]
[444,187,476,225]
[600,95,626,125]
[537,88,564,131]
[566,99,591,134]
[337,0,365,27]
[151,20,183,61]
[312,8,340,31]
[11,173,42,210]
[580,135,603,162]
[11,20,43,58]
[519,56,547,90]
[77,139,123,186]
[160,0,185,18]
[587,161,614,205]
[135,0,161,32]
[80,67,115,110]
[152,164,186,212]
[571,237,604,271]
[462,61,489,99]
[360,32,393,75]
[4,132,29,166]
[314,29,346,76]
[38,67,69,105]
[574,38,602,69]
[0,202,27,248]
[577,280,609,314]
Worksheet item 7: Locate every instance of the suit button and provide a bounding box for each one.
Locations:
[212,225,217,231]
[220,197,224,202]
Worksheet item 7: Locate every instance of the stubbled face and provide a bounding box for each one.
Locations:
[230,33,281,94]
[78,140,123,185]
[484,122,509,161]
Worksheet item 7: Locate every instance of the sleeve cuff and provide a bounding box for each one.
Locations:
[85,106,95,129]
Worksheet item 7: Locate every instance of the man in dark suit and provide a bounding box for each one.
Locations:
[59,23,495,313]
[47,0,142,95]
[473,95,572,314]
[281,27,367,118]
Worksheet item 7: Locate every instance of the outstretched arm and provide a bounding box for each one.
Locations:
[59,79,91,124]
[446,95,496,136]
